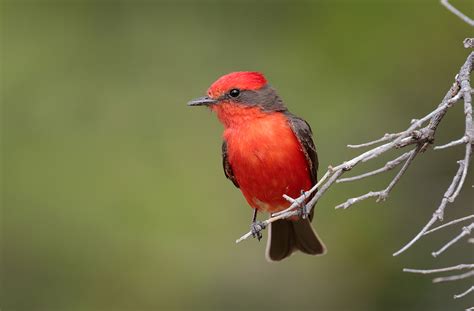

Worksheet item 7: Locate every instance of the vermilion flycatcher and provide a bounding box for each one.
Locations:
[188,72,326,261]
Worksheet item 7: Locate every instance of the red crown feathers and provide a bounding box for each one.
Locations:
[207,71,267,98]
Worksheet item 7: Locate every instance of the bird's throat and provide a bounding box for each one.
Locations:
[211,102,269,129]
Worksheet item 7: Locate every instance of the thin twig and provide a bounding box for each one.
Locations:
[337,151,412,183]
[435,136,468,149]
[432,223,474,257]
[433,270,474,283]
[454,286,474,299]
[424,215,474,235]
[403,263,474,274]
[335,148,419,209]
[347,132,403,149]
[393,155,466,256]
[440,0,474,26]
[271,169,332,218]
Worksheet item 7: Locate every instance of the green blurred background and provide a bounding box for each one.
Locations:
[2,0,473,310]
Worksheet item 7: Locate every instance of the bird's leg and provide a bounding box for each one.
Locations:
[250,209,265,241]
[299,190,309,219]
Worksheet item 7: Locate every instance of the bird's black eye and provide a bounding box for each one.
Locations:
[229,89,240,98]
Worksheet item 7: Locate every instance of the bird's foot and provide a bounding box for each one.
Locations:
[298,190,309,219]
[299,205,310,219]
[250,221,266,241]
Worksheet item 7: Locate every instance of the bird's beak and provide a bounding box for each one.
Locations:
[187,96,218,107]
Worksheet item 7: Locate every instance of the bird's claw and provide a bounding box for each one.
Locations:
[299,205,310,219]
[298,190,309,219]
[251,221,266,241]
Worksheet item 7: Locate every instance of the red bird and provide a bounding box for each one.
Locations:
[188,72,326,261]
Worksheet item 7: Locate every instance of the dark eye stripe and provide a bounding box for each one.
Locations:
[216,86,286,112]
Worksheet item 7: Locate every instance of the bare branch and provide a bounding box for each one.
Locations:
[454,286,474,299]
[404,264,474,299]
[433,270,474,283]
[334,191,381,210]
[393,158,463,256]
[403,263,474,274]
[337,151,412,183]
[269,169,333,219]
[335,148,419,209]
[394,52,473,256]
[424,215,474,235]
[440,0,474,26]
[432,223,474,257]
[347,132,403,149]
[303,169,344,212]
[434,136,469,149]
[393,155,466,256]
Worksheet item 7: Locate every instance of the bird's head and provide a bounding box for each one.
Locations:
[188,72,286,127]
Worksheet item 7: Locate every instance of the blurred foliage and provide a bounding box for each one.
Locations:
[1,0,473,310]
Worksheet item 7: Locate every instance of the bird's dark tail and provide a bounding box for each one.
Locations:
[265,218,326,262]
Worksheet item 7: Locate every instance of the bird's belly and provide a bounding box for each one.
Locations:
[226,120,312,213]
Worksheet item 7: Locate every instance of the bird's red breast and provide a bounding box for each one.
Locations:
[211,102,312,213]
